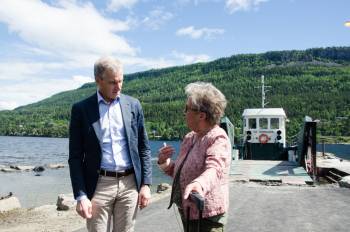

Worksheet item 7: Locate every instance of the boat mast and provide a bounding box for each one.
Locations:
[261,75,270,108]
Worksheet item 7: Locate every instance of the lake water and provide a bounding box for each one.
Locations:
[0,136,349,208]
[0,136,180,208]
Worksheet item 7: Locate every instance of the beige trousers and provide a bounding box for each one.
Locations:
[87,174,138,232]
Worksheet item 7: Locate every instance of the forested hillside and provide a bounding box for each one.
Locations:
[0,47,349,142]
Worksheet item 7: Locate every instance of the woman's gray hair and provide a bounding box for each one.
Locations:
[94,56,123,80]
[185,82,227,125]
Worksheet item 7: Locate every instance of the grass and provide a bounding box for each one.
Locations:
[318,136,350,144]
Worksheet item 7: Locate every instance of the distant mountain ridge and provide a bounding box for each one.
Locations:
[0,46,349,140]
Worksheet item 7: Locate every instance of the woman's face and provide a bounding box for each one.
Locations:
[184,99,200,132]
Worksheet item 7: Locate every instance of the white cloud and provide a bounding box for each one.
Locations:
[172,51,210,64]
[107,0,138,12]
[121,56,176,71]
[0,0,185,110]
[72,75,94,84]
[0,0,135,58]
[0,101,17,111]
[14,44,55,57]
[0,58,95,110]
[142,8,174,30]
[0,55,176,110]
[225,0,268,14]
[0,74,93,110]
[175,0,220,7]
[176,26,224,39]
[0,1,176,72]
[0,61,65,81]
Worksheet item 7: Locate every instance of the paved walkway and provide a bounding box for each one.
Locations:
[74,161,350,232]
[74,182,350,232]
[134,183,350,232]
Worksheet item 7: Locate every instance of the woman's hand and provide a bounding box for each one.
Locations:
[158,143,175,164]
[183,182,204,199]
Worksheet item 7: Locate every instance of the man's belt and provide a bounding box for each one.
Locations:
[99,168,134,178]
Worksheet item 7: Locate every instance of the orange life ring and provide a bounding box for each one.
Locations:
[259,134,269,144]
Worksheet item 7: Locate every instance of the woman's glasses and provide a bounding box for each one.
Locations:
[184,105,205,114]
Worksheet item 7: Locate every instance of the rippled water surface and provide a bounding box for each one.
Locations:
[0,136,180,208]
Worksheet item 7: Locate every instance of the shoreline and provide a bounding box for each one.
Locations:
[0,189,171,232]
[1,134,350,144]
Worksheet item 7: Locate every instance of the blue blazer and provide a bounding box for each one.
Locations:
[68,93,152,200]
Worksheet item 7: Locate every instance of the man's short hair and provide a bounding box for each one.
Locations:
[94,56,123,80]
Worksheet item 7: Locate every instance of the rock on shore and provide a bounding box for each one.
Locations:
[0,196,21,212]
[0,163,65,173]
[56,193,76,211]
[339,176,350,188]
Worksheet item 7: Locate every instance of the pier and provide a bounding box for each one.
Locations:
[231,116,350,186]
[230,160,313,185]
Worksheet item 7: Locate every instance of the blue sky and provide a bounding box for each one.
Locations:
[0,0,349,110]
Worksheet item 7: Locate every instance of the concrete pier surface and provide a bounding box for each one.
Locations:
[74,160,350,232]
[317,153,350,174]
[230,160,314,185]
[134,182,350,232]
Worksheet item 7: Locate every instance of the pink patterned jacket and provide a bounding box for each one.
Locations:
[161,125,232,220]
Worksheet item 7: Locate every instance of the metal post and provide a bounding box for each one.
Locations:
[322,141,325,157]
[311,122,317,182]
[261,75,265,108]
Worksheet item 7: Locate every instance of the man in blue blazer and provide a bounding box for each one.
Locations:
[68,56,152,232]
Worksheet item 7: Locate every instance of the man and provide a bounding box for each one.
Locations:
[68,56,152,232]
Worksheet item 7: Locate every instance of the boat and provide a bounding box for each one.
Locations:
[236,75,291,161]
[241,107,287,160]
[219,75,317,184]
[219,75,350,185]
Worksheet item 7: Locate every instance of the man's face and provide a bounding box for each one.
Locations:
[96,69,123,102]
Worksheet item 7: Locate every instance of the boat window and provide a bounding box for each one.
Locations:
[248,118,257,129]
[259,118,268,129]
[270,118,279,129]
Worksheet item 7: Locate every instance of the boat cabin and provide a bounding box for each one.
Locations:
[242,108,288,160]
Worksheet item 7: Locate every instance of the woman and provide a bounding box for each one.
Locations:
[158,82,232,232]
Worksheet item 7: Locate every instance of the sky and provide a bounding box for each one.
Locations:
[0,0,349,110]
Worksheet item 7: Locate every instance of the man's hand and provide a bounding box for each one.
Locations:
[138,184,151,209]
[183,182,204,200]
[76,198,92,219]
